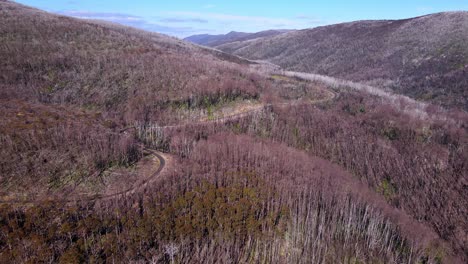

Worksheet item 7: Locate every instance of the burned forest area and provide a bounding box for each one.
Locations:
[0,1,467,263]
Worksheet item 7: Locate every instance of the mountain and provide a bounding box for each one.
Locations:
[0,0,257,118]
[185,29,290,47]
[184,31,250,46]
[0,0,264,199]
[215,13,468,110]
[1,1,467,263]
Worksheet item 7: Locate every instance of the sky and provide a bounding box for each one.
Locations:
[14,0,468,38]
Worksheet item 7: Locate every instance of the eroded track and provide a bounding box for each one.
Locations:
[0,149,166,205]
[1,73,336,205]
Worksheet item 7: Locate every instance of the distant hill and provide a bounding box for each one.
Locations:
[1,1,467,263]
[0,0,258,117]
[215,13,468,110]
[184,29,291,47]
[184,31,250,46]
[0,0,264,198]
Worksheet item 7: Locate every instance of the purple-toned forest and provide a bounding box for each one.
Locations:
[0,1,467,263]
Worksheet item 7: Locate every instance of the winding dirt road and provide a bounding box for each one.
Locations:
[0,149,166,205]
[1,72,336,205]
[122,75,336,132]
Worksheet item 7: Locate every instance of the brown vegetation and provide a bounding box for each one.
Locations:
[0,1,467,263]
[0,134,441,263]
[0,99,141,200]
[213,12,468,110]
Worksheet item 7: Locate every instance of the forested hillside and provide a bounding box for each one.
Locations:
[184,30,289,47]
[0,1,467,263]
[214,12,468,110]
[0,0,265,201]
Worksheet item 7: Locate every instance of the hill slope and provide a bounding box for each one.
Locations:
[185,29,290,47]
[185,31,250,46]
[0,0,265,198]
[216,12,468,110]
[0,0,260,121]
[1,1,467,262]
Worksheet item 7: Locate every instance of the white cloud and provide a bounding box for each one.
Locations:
[160,17,209,23]
[59,11,144,22]
[164,11,324,29]
[295,14,323,24]
[57,10,203,37]
[55,9,327,37]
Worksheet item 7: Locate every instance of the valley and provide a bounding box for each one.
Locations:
[0,1,467,263]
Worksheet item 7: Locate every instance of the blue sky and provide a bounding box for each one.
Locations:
[14,0,468,37]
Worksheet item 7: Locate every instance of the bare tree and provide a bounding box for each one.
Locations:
[164,243,179,264]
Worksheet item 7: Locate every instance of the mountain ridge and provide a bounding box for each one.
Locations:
[1,1,467,262]
[213,12,468,110]
[184,29,292,47]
